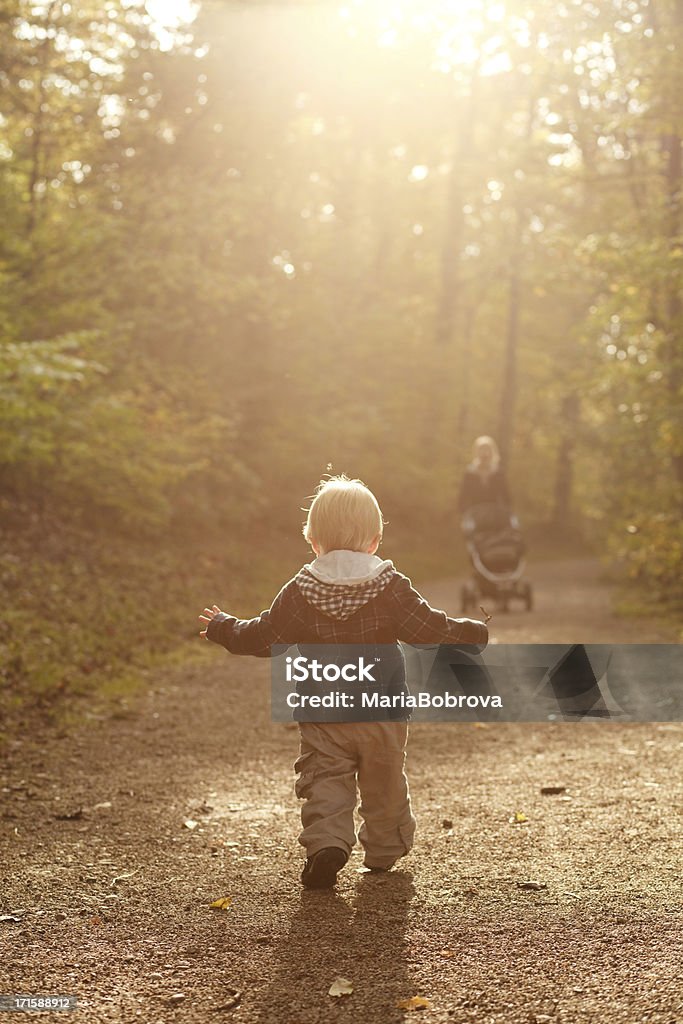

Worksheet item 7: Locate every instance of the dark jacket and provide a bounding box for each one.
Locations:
[206,555,488,721]
[457,466,510,515]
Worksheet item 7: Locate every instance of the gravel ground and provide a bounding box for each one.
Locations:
[1,560,682,1024]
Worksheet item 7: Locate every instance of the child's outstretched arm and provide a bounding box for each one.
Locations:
[199,605,226,639]
[389,574,489,651]
[198,583,295,657]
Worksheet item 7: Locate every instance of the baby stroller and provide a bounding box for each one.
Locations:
[460,502,532,613]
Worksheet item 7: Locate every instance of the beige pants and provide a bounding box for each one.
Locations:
[294,721,416,868]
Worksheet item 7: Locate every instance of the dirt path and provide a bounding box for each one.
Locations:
[421,557,676,644]
[1,560,681,1023]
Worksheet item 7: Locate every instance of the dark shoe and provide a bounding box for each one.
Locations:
[360,856,397,872]
[301,847,348,889]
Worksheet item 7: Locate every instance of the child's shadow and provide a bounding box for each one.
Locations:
[260,869,415,1020]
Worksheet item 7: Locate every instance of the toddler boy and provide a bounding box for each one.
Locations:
[199,475,488,889]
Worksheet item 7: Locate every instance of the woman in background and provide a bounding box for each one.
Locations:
[458,436,528,614]
[458,436,511,527]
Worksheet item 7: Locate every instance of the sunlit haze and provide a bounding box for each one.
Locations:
[145,0,197,28]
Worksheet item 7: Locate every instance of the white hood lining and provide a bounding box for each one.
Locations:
[304,550,394,587]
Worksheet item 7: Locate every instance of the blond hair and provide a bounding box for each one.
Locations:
[472,435,500,470]
[302,475,384,554]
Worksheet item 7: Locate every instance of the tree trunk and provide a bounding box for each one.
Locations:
[26,0,60,235]
[434,65,480,348]
[496,210,522,465]
[662,0,683,494]
[456,303,477,438]
[663,127,683,490]
[495,83,536,465]
[552,393,580,528]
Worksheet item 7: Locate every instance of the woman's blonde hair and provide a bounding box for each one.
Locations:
[472,435,500,469]
[302,475,384,554]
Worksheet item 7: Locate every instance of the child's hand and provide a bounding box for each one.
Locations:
[198,604,225,639]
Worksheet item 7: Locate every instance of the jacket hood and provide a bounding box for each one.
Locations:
[305,550,394,585]
[296,550,396,621]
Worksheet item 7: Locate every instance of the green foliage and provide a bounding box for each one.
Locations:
[0,332,108,477]
[0,332,239,531]
[609,513,683,616]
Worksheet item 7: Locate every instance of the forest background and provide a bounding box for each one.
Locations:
[1,0,681,721]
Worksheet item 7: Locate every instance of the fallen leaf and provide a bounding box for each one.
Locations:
[397,995,432,1011]
[92,801,112,810]
[215,989,241,1011]
[54,807,85,820]
[188,800,214,815]
[111,869,140,887]
[540,786,566,796]
[439,949,458,958]
[516,881,547,891]
[509,811,528,824]
[329,977,353,998]
[0,914,23,923]
[183,819,199,830]
[441,819,453,829]
[210,896,233,911]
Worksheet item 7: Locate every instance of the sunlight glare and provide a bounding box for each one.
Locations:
[146,0,197,29]
[341,0,516,74]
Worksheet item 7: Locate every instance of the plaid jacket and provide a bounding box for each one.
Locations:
[207,563,487,722]
[205,563,488,654]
